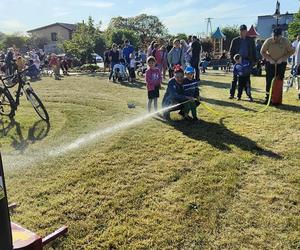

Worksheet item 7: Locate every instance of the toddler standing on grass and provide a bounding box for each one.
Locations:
[232,54,253,101]
[145,56,162,112]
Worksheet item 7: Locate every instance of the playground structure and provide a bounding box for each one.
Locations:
[0,153,68,250]
[247,25,260,38]
[211,27,226,58]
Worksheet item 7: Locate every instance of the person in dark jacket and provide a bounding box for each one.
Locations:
[162,67,195,120]
[229,24,257,99]
[5,48,14,75]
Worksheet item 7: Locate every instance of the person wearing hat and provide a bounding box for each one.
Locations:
[162,66,196,120]
[229,24,257,99]
[182,66,200,120]
[260,27,295,104]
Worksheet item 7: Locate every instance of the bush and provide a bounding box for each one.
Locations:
[80,64,100,72]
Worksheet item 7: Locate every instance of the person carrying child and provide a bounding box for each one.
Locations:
[232,54,253,101]
[145,56,162,112]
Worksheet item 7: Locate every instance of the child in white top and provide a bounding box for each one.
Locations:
[129,53,136,83]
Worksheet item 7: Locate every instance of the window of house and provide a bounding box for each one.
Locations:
[51,32,57,41]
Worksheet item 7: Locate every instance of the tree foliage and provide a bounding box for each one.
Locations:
[221,25,239,51]
[26,36,50,50]
[107,14,168,45]
[104,29,139,49]
[288,9,300,40]
[64,16,106,63]
[201,38,213,53]
[1,35,28,50]
[175,33,188,42]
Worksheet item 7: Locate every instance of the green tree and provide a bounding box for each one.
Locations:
[104,29,139,49]
[107,14,168,45]
[221,25,239,51]
[64,16,106,63]
[176,33,188,41]
[2,34,28,50]
[26,35,49,50]
[288,9,300,40]
[201,38,213,53]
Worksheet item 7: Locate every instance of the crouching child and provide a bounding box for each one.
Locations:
[182,66,200,120]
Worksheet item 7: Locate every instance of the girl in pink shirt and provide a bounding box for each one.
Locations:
[145,56,162,112]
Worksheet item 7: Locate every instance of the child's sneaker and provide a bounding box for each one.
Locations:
[237,97,241,101]
[249,96,253,102]
[229,96,234,99]
[192,117,199,121]
[183,115,193,121]
[178,109,185,117]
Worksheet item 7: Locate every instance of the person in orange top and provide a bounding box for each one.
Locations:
[15,54,26,72]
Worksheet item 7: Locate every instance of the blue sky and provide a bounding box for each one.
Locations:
[0,0,298,35]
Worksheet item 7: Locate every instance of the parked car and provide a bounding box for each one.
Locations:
[91,53,103,63]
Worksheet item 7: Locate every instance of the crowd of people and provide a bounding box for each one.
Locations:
[0,25,299,121]
[0,47,71,81]
[144,25,297,120]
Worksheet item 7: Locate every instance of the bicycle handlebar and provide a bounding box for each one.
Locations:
[0,68,28,88]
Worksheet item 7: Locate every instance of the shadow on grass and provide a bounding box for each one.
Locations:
[118,80,145,89]
[201,80,261,93]
[275,103,300,113]
[201,97,257,112]
[157,117,281,159]
[0,117,50,152]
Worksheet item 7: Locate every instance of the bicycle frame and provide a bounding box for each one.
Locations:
[1,72,30,111]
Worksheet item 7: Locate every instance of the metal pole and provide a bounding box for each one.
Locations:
[0,153,13,250]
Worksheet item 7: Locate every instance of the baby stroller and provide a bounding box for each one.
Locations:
[112,59,128,82]
[136,61,147,77]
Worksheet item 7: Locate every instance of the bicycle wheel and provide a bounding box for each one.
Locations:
[0,87,15,117]
[283,75,294,92]
[25,88,49,121]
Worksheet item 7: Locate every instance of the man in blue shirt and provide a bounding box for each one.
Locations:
[122,40,134,66]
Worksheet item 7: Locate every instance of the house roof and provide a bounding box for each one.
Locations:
[211,27,226,39]
[247,25,260,37]
[27,22,75,33]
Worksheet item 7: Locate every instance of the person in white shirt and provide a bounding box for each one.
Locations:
[294,41,300,99]
[291,34,300,67]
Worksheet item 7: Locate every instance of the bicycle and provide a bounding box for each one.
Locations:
[0,69,49,121]
[283,65,300,93]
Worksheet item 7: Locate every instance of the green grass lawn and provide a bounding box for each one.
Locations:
[1,71,299,249]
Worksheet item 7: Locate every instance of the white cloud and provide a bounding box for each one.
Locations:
[77,1,115,8]
[139,0,198,16]
[152,1,255,34]
[0,19,27,33]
